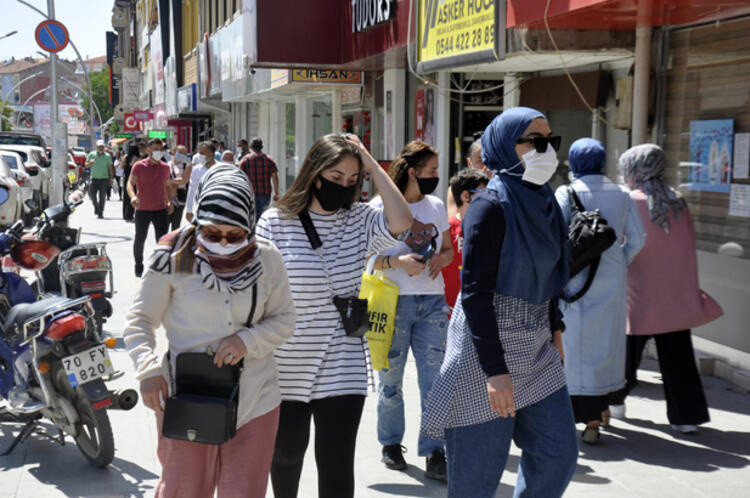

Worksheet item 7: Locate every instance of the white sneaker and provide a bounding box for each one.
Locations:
[671,424,698,434]
[609,404,626,419]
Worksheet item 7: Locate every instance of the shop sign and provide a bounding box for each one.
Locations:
[123,113,138,131]
[165,55,178,117]
[116,132,134,138]
[133,110,154,122]
[352,0,395,33]
[177,84,197,113]
[148,129,171,140]
[120,68,139,112]
[291,70,362,84]
[271,69,289,89]
[417,0,505,72]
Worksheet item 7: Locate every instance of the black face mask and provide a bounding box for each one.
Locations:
[417,177,439,196]
[314,176,357,212]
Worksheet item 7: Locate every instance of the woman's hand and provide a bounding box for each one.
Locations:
[345,134,378,174]
[487,374,515,418]
[214,334,248,367]
[140,375,168,413]
[427,255,443,279]
[553,330,564,364]
[396,254,426,276]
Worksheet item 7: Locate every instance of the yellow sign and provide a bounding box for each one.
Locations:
[418,0,497,68]
[291,69,362,84]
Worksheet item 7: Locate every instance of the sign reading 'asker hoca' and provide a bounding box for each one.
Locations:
[352,0,395,33]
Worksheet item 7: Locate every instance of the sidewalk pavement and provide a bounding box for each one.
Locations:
[1,196,749,497]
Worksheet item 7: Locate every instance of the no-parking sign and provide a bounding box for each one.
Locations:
[35,20,69,53]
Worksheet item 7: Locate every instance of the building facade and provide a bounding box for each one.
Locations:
[114,0,750,371]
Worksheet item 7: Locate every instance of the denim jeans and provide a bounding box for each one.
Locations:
[377,294,448,456]
[445,386,578,498]
[255,194,271,222]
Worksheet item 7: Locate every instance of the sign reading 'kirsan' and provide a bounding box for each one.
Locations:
[352,0,396,33]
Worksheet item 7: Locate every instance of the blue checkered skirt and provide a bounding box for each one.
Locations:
[421,293,567,440]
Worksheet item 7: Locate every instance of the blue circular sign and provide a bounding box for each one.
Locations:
[35,20,69,53]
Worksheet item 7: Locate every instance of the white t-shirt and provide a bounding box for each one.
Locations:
[256,204,398,402]
[369,194,450,295]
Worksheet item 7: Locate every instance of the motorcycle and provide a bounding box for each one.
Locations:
[26,193,114,334]
[0,220,138,467]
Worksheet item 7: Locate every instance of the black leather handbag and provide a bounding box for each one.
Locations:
[162,285,257,445]
[299,210,370,337]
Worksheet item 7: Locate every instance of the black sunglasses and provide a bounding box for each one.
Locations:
[516,135,562,153]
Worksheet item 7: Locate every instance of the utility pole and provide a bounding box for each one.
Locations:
[47,0,65,205]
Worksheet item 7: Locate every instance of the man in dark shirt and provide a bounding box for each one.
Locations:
[238,137,279,220]
[126,138,174,277]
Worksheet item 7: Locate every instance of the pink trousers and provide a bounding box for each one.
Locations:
[155,406,280,498]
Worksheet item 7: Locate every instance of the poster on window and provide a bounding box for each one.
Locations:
[688,119,733,193]
[11,105,33,131]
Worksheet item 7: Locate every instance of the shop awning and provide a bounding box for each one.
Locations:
[509,0,750,31]
[109,137,128,146]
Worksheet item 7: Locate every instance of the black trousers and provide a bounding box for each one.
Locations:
[610,329,710,425]
[89,178,109,216]
[271,395,365,498]
[133,209,169,266]
[168,204,184,231]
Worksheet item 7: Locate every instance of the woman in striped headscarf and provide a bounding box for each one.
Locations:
[124,164,297,497]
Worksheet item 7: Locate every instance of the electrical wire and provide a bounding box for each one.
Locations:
[543,0,610,124]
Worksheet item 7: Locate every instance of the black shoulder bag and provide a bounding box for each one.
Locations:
[298,210,369,337]
[162,283,257,445]
[562,187,617,303]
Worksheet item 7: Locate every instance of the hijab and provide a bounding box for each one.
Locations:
[480,107,569,304]
[150,165,263,293]
[569,138,606,178]
[619,144,686,234]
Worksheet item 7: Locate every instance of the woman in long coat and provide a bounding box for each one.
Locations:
[555,138,645,444]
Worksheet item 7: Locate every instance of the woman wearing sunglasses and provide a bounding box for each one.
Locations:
[256,134,412,498]
[124,164,296,497]
[421,107,577,497]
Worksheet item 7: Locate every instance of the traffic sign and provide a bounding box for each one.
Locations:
[35,20,69,53]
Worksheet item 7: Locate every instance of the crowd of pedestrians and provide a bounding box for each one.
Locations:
[118,106,721,498]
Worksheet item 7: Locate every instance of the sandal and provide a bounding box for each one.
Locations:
[582,426,600,445]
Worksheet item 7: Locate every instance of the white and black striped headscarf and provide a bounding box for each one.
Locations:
[149,164,262,294]
[195,164,256,235]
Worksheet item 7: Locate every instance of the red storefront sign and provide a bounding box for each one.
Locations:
[123,113,138,131]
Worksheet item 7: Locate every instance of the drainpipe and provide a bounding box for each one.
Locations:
[631,4,652,146]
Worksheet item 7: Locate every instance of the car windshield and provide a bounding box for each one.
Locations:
[0,136,43,146]
[0,187,8,205]
[1,154,19,170]
[1,149,28,162]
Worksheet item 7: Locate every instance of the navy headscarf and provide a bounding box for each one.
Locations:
[480,107,569,304]
[569,138,606,178]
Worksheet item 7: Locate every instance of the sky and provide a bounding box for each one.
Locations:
[0,0,112,62]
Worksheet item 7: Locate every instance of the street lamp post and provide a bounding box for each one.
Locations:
[0,31,17,41]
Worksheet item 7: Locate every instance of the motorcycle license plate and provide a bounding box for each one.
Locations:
[62,346,114,387]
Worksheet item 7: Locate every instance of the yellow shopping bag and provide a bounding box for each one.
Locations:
[359,257,399,371]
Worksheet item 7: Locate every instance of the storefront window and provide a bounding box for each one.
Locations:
[664,17,750,259]
[312,100,332,140]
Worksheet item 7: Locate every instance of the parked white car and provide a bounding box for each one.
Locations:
[0,150,35,222]
[0,145,50,209]
[0,156,26,228]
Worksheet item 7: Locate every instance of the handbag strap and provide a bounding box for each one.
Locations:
[566,186,585,214]
[167,283,257,392]
[562,257,600,303]
[298,211,336,298]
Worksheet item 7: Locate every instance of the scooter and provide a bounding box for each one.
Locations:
[26,193,114,334]
[0,220,137,467]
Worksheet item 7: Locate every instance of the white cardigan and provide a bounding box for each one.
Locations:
[123,238,296,428]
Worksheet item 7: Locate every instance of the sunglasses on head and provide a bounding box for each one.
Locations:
[201,229,246,244]
[516,135,562,153]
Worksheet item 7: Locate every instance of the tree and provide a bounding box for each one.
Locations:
[81,70,112,128]
[0,101,13,132]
